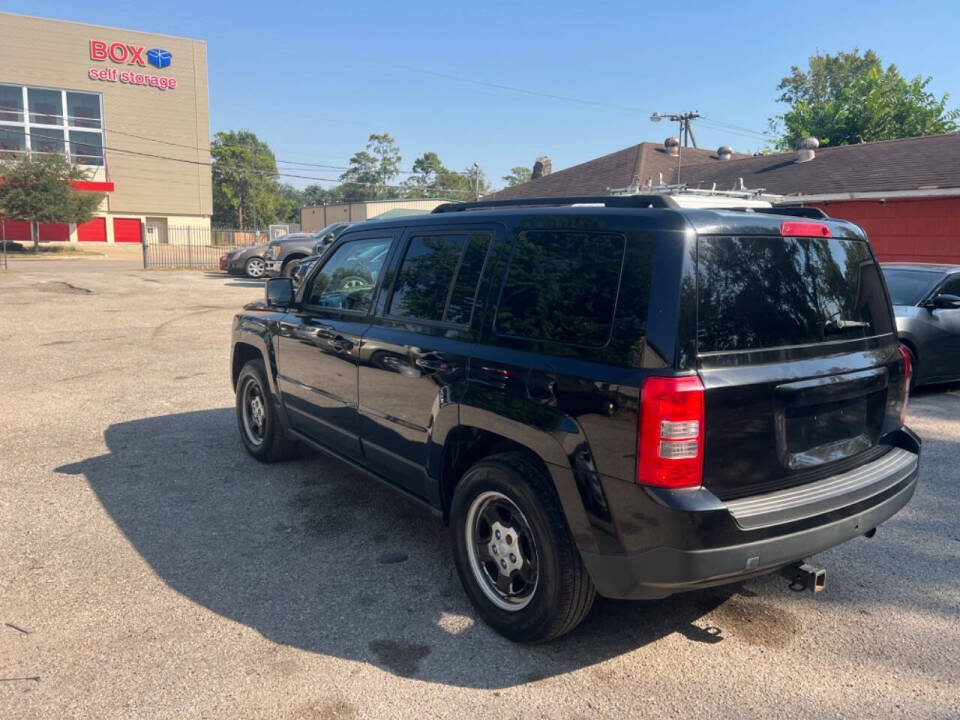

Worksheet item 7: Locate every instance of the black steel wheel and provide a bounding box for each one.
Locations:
[450,452,595,642]
[235,359,297,462]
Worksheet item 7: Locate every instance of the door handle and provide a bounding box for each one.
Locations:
[415,356,445,372]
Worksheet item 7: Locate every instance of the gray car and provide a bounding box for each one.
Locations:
[220,243,271,278]
[882,263,960,387]
[264,223,353,279]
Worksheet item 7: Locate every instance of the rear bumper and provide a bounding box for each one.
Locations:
[580,432,920,599]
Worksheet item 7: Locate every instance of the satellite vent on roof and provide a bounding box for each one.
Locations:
[664,137,680,157]
[797,137,819,163]
[718,145,734,161]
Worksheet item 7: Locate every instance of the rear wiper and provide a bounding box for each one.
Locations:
[825,318,870,331]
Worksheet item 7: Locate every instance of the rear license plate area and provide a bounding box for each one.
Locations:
[785,397,868,453]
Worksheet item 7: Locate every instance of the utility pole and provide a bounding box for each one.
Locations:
[472,162,480,201]
[650,111,702,148]
[651,111,702,185]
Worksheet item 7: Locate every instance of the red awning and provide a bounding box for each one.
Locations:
[0,178,114,192]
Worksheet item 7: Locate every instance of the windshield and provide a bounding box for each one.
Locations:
[697,235,894,353]
[313,223,344,238]
[881,268,942,306]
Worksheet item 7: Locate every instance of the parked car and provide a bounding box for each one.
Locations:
[220,243,271,279]
[230,196,919,642]
[264,223,353,279]
[882,263,960,386]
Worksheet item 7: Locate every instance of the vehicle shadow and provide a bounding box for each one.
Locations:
[58,408,755,688]
[203,272,265,288]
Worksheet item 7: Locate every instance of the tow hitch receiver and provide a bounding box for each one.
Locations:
[779,561,826,592]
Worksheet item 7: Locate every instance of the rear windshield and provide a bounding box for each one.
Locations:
[881,268,941,306]
[697,236,894,353]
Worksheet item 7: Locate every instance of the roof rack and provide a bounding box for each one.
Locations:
[431,195,674,213]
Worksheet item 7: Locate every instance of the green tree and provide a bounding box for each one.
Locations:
[0,154,104,250]
[772,49,959,149]
[339,132,402,201]
[211,130,280,229]
[274,183,305,224]
[503,166,532,187]
[302,183,344,206]
[403,152,490,200]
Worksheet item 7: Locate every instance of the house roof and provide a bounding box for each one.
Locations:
[488,143,747,200]
[490,133,960,200]
[680,133,960,197]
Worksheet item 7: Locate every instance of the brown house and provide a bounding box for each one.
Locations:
[493,134,960,264]
[489,142,747,200]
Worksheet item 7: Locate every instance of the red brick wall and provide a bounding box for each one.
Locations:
[806,197,960,263]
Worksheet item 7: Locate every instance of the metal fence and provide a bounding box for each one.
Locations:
[143,226,268,269]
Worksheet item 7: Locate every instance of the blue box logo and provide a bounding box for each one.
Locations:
[147,49,172,69]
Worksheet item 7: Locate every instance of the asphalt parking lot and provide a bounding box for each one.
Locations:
[1,258,958,719]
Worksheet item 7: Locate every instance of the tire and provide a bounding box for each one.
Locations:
[244,257,266,279]
[282,258,302,279]
[235,359,297,462]
[450,452,596,642]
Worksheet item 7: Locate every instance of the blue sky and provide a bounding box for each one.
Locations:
[6,0,960,190]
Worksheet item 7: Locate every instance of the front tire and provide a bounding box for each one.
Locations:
[236,359,297,462]
[450,452,595,642]
[244,257,266,279]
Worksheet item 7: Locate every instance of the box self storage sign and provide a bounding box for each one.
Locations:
[88,40,177,91]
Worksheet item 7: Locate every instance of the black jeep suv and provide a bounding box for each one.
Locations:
[230,196,920,642]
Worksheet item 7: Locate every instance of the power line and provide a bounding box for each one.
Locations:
[0,125,417,189]
[0,104,422,174]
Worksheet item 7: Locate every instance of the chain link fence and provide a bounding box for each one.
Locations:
[143,226,267,269]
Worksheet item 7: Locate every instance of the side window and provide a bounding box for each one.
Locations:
[305,237,392,312]
[388,233,491,324]
[939,276,960,298]
[496,230,626,347]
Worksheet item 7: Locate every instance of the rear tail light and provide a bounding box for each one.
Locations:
[637,375,705,488]
[781,221,831,237]
[899,345,912,426]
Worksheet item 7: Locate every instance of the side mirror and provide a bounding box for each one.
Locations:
[265,277,294,308]
[931,293,960,310]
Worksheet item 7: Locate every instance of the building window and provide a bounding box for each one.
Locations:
[0,84,23,123]
[69,131,103,166]
[28,88,63,125]
[30,127,65,155]
[0,85,103,167]
[66,92,101,129]
[0,126,27,158]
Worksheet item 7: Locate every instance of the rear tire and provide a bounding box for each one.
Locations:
[236,359,297,462]
[282,258,302,278]
[450,452,595,642]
